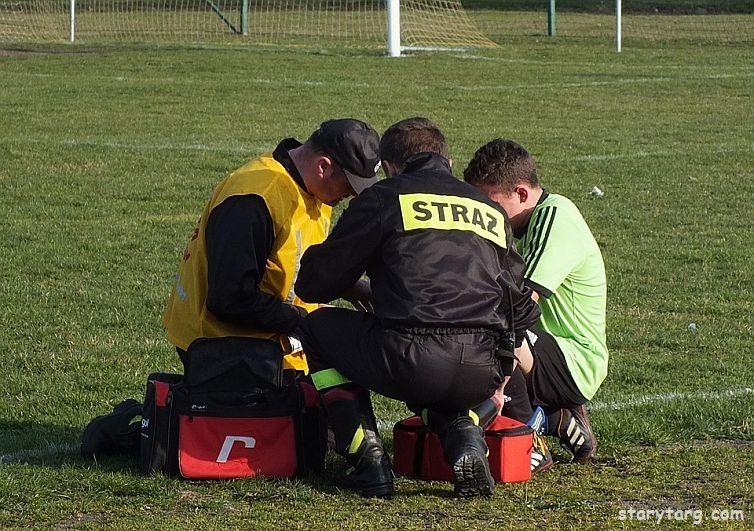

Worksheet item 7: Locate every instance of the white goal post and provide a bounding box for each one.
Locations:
[6,1,748,53]
[69,0,75,43]
[616,0,622,52]
[387,0,401,57]
[5,0,496,56]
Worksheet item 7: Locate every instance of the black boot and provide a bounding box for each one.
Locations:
[338,428,394,498]
[442,416,494,498]
[321,386,394,498]
[81,398,142,458]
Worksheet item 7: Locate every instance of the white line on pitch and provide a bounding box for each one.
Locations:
[4,70,750,90]
[1,137,270,155]
[4,138,752,164]
[58,139,271,154]
[0,441,79,464]
[452,55,754,71]
[375,387,754,430]
[2,71,330,86]
[541,144,754,163]
[454,72,754,91]
[589,387,754,412]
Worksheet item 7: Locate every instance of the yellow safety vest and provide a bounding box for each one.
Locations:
[162,152,332,372]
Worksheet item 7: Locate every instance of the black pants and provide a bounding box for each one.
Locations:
[501,326,590,426]
[297,307,503,414]
[500,368,533,423]
[526,326,587,409]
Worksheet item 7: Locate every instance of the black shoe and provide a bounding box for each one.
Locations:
[81,399,142,458]
[443,417,494,498]
[338,445,394,498]
[557,405,597,463]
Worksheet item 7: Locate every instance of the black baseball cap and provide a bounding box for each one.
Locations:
[312,119,381,194]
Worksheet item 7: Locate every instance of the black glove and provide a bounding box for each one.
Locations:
[341,278,374,313]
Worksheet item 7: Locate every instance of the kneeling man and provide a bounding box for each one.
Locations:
[464,139,608,465]
[294,119,540,498]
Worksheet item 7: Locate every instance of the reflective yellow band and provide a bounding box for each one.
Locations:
[399,193,507,248]
[348,426,365,455]
[469,410,480,426]
[310,368,351,391]
[283,351,309,374]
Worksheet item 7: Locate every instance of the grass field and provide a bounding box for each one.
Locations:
[1,35,753,529]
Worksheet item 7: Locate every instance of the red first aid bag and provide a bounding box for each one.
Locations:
[141,373,326,479]
[178,416,297,479]
[140,338,327,480]
[392,415,532,484]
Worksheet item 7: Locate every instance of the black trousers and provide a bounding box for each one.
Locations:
[500,368,533,423]
[526,326,587,409]
[500,326,587,427]
[297,307,503,414]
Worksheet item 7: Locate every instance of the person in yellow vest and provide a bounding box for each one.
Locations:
[162,119,381,373]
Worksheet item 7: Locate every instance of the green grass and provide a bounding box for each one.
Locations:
[1,39,753,528]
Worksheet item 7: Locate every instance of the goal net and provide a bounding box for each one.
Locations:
[467,0,753,46]
[0,0,496,50]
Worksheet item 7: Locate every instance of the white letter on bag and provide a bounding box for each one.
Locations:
[217,436,256,463]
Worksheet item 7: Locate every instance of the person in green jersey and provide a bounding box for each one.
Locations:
[464,139,608,465]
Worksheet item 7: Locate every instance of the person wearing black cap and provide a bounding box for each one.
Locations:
[162,118,381,374]
[294,117,541,498]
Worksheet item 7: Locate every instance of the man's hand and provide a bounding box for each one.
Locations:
[341,278,374,313]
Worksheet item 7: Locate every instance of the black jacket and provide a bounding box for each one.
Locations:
[295,153,540,345]
[204,139,307,334]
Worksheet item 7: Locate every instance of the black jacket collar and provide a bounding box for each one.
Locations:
[537,188,549,205]
[517,188,549,239]
[273,138,308,193]
[402,152,453,175]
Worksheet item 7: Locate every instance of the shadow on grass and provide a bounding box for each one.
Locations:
[0,418,140,473]
[1,419,79,457]
[0,418,298,480]
[0,419,451,498]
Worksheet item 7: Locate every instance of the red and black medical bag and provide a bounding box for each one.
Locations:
[140,337,327,479]
[392,415,533,483]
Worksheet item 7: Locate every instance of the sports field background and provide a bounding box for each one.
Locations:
[1,18,753,530]
[1,0,753,47]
